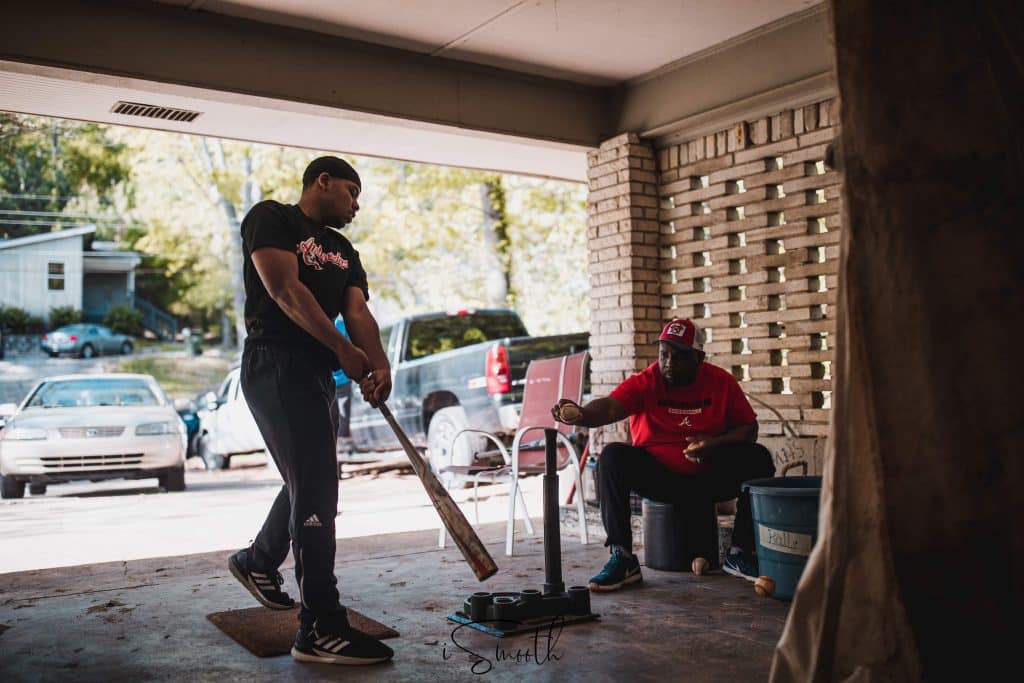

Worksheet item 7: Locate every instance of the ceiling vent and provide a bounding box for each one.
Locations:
[110,101,202,123]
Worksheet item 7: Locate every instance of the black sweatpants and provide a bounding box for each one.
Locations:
[240,343,345,627]
[599,441,776,555]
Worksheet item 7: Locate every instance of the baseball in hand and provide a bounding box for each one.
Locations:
[754,575,775,597]
[558,403,582,422]
[691,557,709,575]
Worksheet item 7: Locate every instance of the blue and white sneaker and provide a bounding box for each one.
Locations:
[587,548,643,591]
[722,550,759,582]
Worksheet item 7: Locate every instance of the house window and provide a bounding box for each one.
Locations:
[47,262,65,291]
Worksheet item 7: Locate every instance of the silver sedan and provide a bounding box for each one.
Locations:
[0,373,187,498]
[41,324,135,359]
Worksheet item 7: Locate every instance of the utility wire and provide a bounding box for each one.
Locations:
[0,209,126,220]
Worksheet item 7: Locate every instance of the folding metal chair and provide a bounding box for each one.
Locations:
[438,350,591,556]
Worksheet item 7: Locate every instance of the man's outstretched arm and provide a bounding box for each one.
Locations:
[552,396,628,429]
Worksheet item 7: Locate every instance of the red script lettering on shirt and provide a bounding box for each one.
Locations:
[296,237,349,271]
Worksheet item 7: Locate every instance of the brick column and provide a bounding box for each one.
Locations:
[586,133,661,452]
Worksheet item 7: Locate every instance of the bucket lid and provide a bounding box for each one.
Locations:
[742,475,822,496]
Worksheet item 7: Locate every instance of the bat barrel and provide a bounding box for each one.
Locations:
[377,401,498,582]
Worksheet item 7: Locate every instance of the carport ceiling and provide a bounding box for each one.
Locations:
[2,1,827,180]
[154,0,818,86]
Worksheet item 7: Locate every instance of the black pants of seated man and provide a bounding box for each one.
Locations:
[240,343,345,627]
[599,442,776,559]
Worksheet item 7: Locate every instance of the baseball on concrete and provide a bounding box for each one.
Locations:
[558,403,582,422]
[754,575,775,597]
[691,557,709,575]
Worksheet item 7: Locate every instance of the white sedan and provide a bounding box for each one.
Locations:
[194,366,267,470]
[0,373,187,498]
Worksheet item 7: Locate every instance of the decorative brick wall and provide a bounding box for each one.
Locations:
[656,98,840,437]
[585,99,840,448]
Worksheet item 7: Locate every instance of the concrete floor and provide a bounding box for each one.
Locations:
[0,518,792,682]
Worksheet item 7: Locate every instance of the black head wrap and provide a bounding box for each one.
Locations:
[302,156,361,189]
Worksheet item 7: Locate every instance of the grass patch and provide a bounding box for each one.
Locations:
[135,339,184,353]
[111,355,231,399]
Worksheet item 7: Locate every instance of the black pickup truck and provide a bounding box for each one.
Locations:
[347,309,588,473]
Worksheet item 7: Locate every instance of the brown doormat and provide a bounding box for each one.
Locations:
[207,606,399,658]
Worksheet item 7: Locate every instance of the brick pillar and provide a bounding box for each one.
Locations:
[586,133,661,452]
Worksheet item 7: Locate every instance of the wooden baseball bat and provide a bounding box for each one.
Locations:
[377,401,498,581]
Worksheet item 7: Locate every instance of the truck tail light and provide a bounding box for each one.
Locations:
[486,344,511,395]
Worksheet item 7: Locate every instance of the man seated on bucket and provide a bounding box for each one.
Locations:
[552,318,775,591]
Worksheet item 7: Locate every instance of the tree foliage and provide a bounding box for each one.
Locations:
[102,305,142,335]
[2,114,590,340]
[0,114,130,238]
[111,128,314,338]
[350,161,588,334]
[0,306,45,334]
[48,306,82,328]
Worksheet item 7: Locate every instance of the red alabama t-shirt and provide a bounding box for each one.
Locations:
[609,361,757,474]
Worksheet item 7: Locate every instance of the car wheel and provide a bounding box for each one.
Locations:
[120,341,134,355]
[28,482,47,496]
[80,343,96,359]
[426,406,485,488]
[198,433,228,471]
[159,464,186,492]
[1,475,25,499]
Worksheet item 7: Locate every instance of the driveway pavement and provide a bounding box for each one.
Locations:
[0,455,553,575]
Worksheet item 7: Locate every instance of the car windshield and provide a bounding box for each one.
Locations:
[26,378,160,408]
[55,324,89,334]
[404,312,529,360]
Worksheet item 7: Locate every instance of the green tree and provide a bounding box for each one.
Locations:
[0,114,130,239]
[480,174,513,307]
[351,160,587,334]
[114,128,315,345]
[503,176,589,334]
[2,114,590,342]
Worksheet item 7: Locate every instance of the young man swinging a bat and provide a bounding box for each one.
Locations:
[228,156,393,665]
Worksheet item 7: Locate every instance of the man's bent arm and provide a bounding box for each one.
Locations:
[576,396,628,428]
[707,422,758,447]
[250,247,368,378]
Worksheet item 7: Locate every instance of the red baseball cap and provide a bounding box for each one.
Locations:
[658,318,705,352]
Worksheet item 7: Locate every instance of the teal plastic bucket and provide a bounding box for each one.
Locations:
[743,476,822,601]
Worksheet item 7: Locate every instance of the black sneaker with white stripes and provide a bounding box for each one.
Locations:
[291,619,394,665]
[228,548,294,610]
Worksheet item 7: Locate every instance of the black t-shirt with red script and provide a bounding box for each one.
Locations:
[241,200,368,371]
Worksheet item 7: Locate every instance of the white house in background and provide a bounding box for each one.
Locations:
[0,226,141,324]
